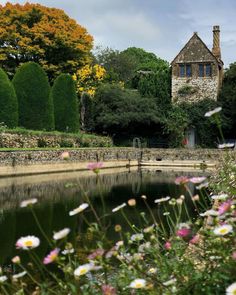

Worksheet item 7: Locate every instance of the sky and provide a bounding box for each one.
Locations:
[0,0,235,67]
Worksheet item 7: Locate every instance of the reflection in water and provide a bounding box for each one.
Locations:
[0,169,208,266]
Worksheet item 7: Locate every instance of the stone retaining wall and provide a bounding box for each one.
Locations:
[0,148,235,167]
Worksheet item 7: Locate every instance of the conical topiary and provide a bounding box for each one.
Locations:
[0,68,18,128]
[12,62,54,130]
[51,74,79,133]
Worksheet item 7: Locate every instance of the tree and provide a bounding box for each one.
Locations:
[93,84,162,136]
[12,62,54,130]
[219,62,236,138]
[0,68,18,128]
[0,3,93,79]
[51,74,79,133]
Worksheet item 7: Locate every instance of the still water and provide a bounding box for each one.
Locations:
[0,167,208,266]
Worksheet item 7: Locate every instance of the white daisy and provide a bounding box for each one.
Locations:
[69,203,89,216]
[62,248,74,255]
[129,278,146,289]
[0,275,7,283]
[53,228,70,240]
[200,209,219,217]
[20,198,38,208]
[130,233,144,242]
[204,107,222,117]
[16,236,40,250]
[211,194,229,200]
[154,196,170,203]
[226,282,236,295]
[12,271,27,280]
[213,224,233,236]
[112,203,126,212]
[74,263,93,277]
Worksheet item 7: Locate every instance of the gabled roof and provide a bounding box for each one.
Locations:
[171,33,223,66]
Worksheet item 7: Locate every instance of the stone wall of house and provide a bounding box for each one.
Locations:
[172,76,219,103]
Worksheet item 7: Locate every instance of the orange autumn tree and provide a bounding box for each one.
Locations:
[0,2,93,79]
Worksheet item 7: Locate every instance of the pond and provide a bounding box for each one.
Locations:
[0,167,209,267]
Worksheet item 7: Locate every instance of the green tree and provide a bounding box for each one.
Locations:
[51,74,79,133]
[0,3,93,79]
[12,62,54,130]
[0,68,18,128]
[93,84,161,135]
[219,62,236,137]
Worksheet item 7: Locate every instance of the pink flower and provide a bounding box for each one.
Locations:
[164,241,171,250]
[101,284,117,295]
[177,228,191,238]
[189,234,200,244]
[218,200,232,215]
[87,162,103,174]
[232,251,236,260]
[87,248,105,260]
[43,248,60,265]
[189,177,206,184]
[175,176,189,185]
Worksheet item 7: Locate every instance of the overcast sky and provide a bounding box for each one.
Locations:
[0,0,235,67]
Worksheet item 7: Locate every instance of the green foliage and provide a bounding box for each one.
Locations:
[163,105,189,147]
[80,93,95,131]
[0,68,18,127]
[177,84,198,96]
[179,99,223,147]
[93,84,161,134]
[12,62,54,131]
[219,62,236,137]
[51,74,79,133]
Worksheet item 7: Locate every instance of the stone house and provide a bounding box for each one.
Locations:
[171,26,223,103]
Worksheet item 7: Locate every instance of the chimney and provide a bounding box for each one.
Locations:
[212,25,221,59]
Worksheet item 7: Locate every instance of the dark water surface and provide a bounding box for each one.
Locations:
[0,168,208,266]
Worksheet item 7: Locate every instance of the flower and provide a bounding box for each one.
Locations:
[112,203,126,213]
[218,143,235,149]
[53,228,70,240]
[87,162,103,174]
[12,271,27,280]
[0,276,7,283]
[232,252,236,260]
[164,241,171,250]
[114,224,122,232]
[154,196,170,203]
[200,209,219,217]
[211,193,229,200]
[74,263,93,277]
[43,248,60,265]
[11,256,20,264]
[62,248,74,255]
[163,278,177,286]
[213,224,233,236]
[144,224,155,233]
[20,198,38,208]
[128,199,136,206]
[226,282,236,295]
[69,203,89,216]
[141,195,147,199]
[177,228,191,238]
[175,176,189,185]
[189,177,207,184]
[148,268,157,274]
[218,200,232,215]
[196,182,209,190]
[88,248,105,260]
[16,236,40,250]
[129,279,146,289]
[130,233,144,242]
[191,194,200,201]
[204,107,222,117]
[61,151,70,160]
[189,235,200,245]
[101,284,117,295]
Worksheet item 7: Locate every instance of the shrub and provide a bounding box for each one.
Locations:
[0,68,18,127]
[51,74,79,133]
[12,62,54,131]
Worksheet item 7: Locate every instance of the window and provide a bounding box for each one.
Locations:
[179,64,192,77]
[198,63,212,77]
